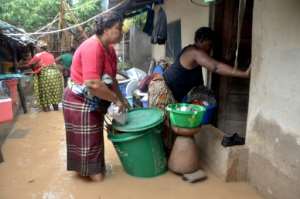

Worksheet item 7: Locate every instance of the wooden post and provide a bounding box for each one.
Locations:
[63,1,88,40]
[59,0,66,51]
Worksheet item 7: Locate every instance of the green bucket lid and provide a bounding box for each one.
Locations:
[112,108,164,132]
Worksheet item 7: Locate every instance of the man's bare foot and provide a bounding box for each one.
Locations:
[89,173,104,182]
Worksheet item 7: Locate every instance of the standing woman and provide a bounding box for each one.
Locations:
[20,41,63,112]
[63,12,126,182]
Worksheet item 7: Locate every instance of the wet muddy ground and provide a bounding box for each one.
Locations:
[0,111,264,199]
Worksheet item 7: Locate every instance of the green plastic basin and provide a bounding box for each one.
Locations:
[166,103,206,128]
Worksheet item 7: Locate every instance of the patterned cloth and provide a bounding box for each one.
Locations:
[148,74,176,109]
[148,75,176,155]
[33,65,63,108]
[63,88,106,176]
[67,79,111,111]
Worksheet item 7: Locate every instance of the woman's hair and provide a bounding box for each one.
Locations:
[95,11,123,35]
[194,27,215,43]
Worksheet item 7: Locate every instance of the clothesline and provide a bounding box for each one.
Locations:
[32,0,101,34]
[5,0,124,37]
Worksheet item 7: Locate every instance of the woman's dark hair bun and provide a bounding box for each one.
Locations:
[95,11,123,35]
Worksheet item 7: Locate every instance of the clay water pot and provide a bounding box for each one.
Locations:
[171,126,201,137]
[168,136,200,174]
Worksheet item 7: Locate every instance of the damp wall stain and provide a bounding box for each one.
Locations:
[247,113,300,199]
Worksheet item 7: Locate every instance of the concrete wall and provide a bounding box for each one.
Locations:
[152,0,209,83]
[247,0,300,199]
[129,27,152,71]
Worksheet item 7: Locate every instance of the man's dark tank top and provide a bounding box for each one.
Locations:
[163,45,203,101]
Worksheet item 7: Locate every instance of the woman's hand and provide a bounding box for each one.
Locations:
[231,65,252,78]
[85,79,100,89]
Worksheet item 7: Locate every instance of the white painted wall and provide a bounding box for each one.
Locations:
[152,0,209,83]
[248,0,300,136]
[247,0,300,198]
[152,0,209,58]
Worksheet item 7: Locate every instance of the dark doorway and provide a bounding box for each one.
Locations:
[210,0,254,137]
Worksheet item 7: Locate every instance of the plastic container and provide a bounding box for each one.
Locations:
[109,108,167,178]
[166,103,206,128]
[141,99,148,108]
[152,65,164,75]
[118,79,130,97]
[0,98,13,123]
[5,79,18,105]
[125,79,139,97]
[201,104,217,124]
[108,124,166,178]
[125,96,133,107]
[141,95,148,108]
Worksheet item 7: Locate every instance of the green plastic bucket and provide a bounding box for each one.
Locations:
[109,108,167,178]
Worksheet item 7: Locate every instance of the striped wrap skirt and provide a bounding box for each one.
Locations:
[63,88,109,176]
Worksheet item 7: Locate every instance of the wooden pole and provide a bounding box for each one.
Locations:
[59,0,66,51]
[63,1,88,40]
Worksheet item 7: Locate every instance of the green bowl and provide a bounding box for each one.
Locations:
[166,103,206,128]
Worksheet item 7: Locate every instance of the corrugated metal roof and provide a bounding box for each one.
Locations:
[0,20,36,46]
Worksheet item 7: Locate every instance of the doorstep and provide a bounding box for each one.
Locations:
[194,125,248,182]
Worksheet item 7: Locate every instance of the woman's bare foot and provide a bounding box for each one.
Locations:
[42,106,50,112]
[89,173,104,182]
[52,104,59,111]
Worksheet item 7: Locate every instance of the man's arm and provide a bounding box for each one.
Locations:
[193,50,250,78]
[55,55,62,63]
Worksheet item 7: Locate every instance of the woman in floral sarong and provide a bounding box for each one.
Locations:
[20,41,63,112]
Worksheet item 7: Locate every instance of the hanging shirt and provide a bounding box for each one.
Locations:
[59,53,73,69]
[151,7,167,45]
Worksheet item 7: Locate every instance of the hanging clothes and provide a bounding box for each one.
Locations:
[151,7,167,45]
[143,6,155,36]
[155,0,164,4]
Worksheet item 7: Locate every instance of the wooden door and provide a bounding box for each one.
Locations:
[211,0,253,137]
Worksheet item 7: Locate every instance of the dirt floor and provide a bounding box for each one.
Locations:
[0,111,264,199]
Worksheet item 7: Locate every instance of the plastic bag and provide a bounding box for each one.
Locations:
[186,85,216,105]
[126,67,147,81]
[107,103,128,125]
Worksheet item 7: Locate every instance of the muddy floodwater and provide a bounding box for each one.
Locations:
[0,111,264,199]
